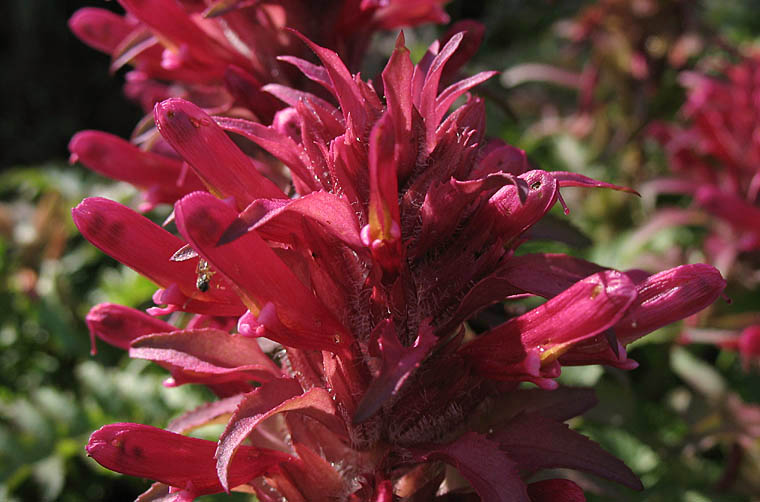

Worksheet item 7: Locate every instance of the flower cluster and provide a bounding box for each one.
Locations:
[68,0,451,210]
[502,0,702,165]
[649,54,760,369]
[71,4,727,502]
[650,55,760,263]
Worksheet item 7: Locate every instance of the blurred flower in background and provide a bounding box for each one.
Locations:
[501,0,705,178]
[67,0,450,211]
[648,54,760,277]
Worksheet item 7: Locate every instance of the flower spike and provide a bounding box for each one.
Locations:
[71,25,728,501]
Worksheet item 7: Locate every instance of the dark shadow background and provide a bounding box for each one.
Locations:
[1,1,142,169]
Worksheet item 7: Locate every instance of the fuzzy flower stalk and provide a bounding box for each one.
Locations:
[73,28,725,501]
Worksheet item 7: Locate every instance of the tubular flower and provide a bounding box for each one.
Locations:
[68,0,450,211]
[75,32,726,501]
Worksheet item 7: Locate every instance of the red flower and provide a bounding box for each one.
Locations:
[646,56,760,377]
[68,0,451,211]
[648,55,760,266]
[75,31,725,501]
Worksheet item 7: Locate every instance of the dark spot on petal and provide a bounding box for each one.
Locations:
[185,207,223,247]
[108,221,125,240]
[531,181,541,190]
[85,212,105,237]
[100,315,124,330]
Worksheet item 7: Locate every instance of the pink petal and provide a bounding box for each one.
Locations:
[381,32,415,180]
[215,378,344,491]
[154,98,286,208]
[69,7,133,54]
[69,130,203,206]
[434,95,487,153]
[289,30,369,132]
[413,173,524,258]
[492,413,642,490]
[217,191,364,250]
[411,39,439,108]
[479,170,559,245]
[109,27,160,75]
[167,394,245,434]
[615,263,726,344]
[223,65,282,124]
[413,432,530,502]
[129,328,282,386]
[72,197,244,316]
[353,320,437,424]
[371,0,450,30]
[271,444,346,501]
[562,264,726,366]
[459,270,637,381]
[117,0,237,73]
[174,191,352,353]
[212,116,314,191]
[86,302,175,355]
[262,83,340,120]
[551,171,639,195]
[471,143,530,179]
[365,112,402,271]
[420,32,463,147]
[557,338,638,371]
[433,70,498,131]
[277,55,333,92]
[438,20,486,83]
[87,422,290,495]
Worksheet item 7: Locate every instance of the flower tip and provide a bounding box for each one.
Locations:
[689,263,728,294]
[154,97,205,129]
[67,9,85,30]
[67,130,88,156]
[86,423,121,458]
[283,27,305,39]
[85,305,106,356]
[67,7,98,36]
[71,197,110,230]
[394,30,406,48]
[70,198,91,225]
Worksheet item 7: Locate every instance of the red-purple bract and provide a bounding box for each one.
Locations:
[70,4,727,501]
